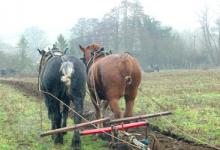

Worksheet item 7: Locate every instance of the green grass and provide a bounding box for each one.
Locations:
[0,84,108,150]
[1,69,220,148]
[133,70,220,145]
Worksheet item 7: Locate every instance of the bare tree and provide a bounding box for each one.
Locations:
[69,0,209,69]
[24,27,49,61]
[199,7,219,64]
[215,18,220,60]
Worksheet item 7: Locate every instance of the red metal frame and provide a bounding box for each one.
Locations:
[80,121,148,136]
[40,111,171,137]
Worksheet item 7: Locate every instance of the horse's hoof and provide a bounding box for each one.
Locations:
[72,144,80,150]
[72,141,81,150]
[73,146,80,150]
[54,135,63,144]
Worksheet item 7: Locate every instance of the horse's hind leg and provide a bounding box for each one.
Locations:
[53,109,63,144]
[61,98,70,135]
[124,89,138,118]
[109,99,122,118]
[72,96,84,150]
[44,95,63,144]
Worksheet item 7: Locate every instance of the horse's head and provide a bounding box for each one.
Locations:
[79,43,102,64]
[37,48,52,73]
[88,43,102,52]
[79,45,91,64]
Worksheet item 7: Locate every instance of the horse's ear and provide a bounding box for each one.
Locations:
[37,49,43,55]
[64,48,69,54]
[79,45,85,52]
[86,45,90,49]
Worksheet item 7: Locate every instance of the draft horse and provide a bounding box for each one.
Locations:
[38,48,86,150]
[79,43,142,121]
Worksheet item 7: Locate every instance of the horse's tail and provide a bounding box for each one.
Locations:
[60,61,74,94]
[119,53,133,85]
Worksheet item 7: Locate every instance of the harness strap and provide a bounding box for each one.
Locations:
[87,48,112,70]
[61,55,69,62]
[38,51,68,91]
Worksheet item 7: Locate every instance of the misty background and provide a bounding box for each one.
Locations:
[0,0,220,74]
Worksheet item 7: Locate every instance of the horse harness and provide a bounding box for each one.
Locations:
[86,48,112,71]
[40,50,69,69]
[38,50,69,90]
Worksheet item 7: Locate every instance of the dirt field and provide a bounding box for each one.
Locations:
[0,77,219,150]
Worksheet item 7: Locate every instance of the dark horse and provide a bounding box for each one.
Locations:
[38,48,86,150]
[79,43,142,121]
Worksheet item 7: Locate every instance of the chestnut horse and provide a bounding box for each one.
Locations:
[79,43,141,120]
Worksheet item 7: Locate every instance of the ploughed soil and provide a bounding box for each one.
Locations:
[0,77,219,150]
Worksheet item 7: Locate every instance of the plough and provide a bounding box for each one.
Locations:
[40,111,172,150]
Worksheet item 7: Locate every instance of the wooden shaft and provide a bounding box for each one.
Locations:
[40,111,171,137]
[110,111,172,124]
[40,117,110,137]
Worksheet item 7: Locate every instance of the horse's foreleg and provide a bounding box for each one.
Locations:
[91,97,101,120]
[100,101,108,117]
[109,99,122,118]
[101,101,109,127]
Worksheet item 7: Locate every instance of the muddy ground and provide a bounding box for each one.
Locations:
[0,78,219,150]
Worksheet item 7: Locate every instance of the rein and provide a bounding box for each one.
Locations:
[83,48,112,116]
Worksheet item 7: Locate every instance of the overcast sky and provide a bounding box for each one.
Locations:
[0,0,219,46]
